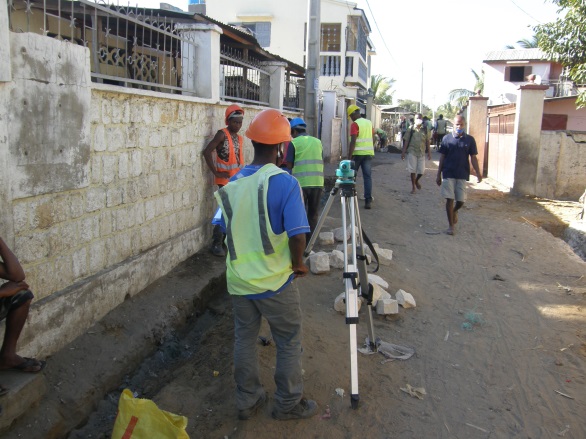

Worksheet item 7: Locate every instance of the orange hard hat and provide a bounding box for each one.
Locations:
[225,104,245,125]
[245,109,291,144]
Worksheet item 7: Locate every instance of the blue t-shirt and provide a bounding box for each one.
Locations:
[212,164,310,299]
[439,132,478,180]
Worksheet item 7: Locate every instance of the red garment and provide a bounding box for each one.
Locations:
[215,128,244,186]
[350,122,360,136]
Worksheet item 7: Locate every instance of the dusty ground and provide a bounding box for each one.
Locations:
[20,151,586,438]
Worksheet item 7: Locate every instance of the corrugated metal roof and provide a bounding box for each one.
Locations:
[483,48,548,62]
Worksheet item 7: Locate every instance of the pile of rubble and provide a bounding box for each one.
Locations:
[306,226,416,316]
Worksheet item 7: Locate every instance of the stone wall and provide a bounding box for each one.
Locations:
[1,31,273,358]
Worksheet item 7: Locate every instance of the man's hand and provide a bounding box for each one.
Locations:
[436,174,442,186]
[214,170,230,179]
[292,263,309,278]
[427,152,432,160]
[477,175,483,183]
[401,152,405,161]
[0,280,29,298]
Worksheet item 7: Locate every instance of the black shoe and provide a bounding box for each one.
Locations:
[211,243,225,257]
[238,394,266,420]
[365,200,372,209]
[272,398,318,421]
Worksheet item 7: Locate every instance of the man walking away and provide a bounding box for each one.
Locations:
[286,117,324,240]
[434,114,447,151]
[347,104,375,209]
[203,104,245,256]
[401,113,431,194]
[436,114,482,235]
[213,109,318,421]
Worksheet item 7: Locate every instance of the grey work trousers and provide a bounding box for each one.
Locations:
[232,281,303,412]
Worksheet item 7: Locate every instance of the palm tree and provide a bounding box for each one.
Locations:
[370,74,396,105]
[448,69,484,107]
[505,35,539,49]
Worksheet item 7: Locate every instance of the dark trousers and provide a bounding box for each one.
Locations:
[302,187,323,237]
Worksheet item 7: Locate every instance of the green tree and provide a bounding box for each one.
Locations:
[505,35,539,49]
[535,0,586,107]
[436,102,458,121]
[370,74,396,105]
[448,69,484,107]
[396,99,431,116]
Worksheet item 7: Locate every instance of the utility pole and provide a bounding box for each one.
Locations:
[419,63,423,113]
[304,0,320,137]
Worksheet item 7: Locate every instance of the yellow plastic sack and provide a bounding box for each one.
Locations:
[111,389,189,439]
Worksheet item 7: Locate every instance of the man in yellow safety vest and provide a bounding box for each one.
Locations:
[347,105,375,209]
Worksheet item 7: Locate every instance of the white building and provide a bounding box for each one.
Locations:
[204,0,375,111]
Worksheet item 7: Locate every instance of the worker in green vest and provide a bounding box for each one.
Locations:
[286,117,324,239]
[212,108,317,421]
[347,104,375,209]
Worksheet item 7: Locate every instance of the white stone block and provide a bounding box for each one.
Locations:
[376,298,399,315]
[368,274,388,289]
[309,251,330,274]
[319,232,335,245]
[329,250,345,269]
[364,242,380,257]
[333,226,357,242]
[334,292,362,313]
[377,248,393,266]
[396,289,416,308]
[371,283,390,306]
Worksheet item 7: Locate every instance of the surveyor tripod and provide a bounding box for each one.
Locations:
[304,160,377,410]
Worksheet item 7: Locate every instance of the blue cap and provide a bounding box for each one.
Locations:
[289,117,306,129]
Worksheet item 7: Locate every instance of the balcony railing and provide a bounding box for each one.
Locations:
[8,0,197,94]
[320,55,341,76]
[219,44,270,105]
[283,75,305,111]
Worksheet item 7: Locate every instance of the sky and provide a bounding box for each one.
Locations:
[358,0,561,107]
[130,0,562,110]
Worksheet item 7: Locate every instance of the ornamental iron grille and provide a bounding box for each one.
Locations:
[220,43,270,105]
[8,0,197,94]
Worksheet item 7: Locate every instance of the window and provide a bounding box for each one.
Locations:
[505,65,532,82]
[230,22,272,48]
[321,23,341,52]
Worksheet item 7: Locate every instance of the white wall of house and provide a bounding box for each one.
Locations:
[484,62,552,105]
[205,0,308,66]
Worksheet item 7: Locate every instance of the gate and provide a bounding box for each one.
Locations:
[487,104,517,188]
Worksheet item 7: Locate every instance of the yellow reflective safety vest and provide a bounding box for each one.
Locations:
[214,164,292,296]
[352,118,374,156]
[291,135,324,188]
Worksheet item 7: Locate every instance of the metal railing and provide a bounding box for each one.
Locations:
[220,44,270,105]
[283,74,304,111]
[8,0,197,94]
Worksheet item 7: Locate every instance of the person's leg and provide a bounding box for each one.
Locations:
[415,156,425,190]
[410,173,417,193]
[406,154,417,193]
[304,187,322,238]
[0,299,30,366]
[232,295,265,412]
[445,199,455,234]
[440,179,456,235]
[452,180,467,225]
[360,156,373,207]
[256,283,305,414]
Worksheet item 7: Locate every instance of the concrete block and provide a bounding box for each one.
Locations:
[102,155,117,184]
[364,242,380,257]
[86,188,106,213]
[396,289,416,308]
[329,249,345,269]
[309,251,330,274]
[333,226,357,242]
[319,232,335,245]
[371,282,390,306]
[334,292,362,313]
[369,274,389,289]
[376,298,399,315]
[378,248,393,266]
[118,152,129,180]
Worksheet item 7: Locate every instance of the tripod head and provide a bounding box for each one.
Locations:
[335,160,355,185]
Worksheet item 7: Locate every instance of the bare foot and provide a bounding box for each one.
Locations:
[410,189,416,194]
[416,182,422,190]
[446,228,454,235]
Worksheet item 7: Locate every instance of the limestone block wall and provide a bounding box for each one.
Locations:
[2,31,275,358]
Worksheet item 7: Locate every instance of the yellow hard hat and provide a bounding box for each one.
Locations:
[347,104,360,118]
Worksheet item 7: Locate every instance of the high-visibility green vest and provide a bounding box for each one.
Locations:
[353,118,374,156]
[292,135,324,188]
[214,164,292,296]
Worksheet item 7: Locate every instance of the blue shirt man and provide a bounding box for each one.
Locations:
[436,114,482,235]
